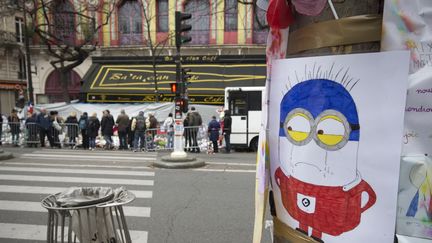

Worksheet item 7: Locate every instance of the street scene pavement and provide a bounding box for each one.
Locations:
[0,147,271,243]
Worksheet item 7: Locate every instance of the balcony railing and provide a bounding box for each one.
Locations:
[0,30,19,46]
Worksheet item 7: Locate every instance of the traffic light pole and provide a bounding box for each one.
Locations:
[171,48,188,159]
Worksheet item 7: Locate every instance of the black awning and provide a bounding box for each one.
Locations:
[80,55,266,105]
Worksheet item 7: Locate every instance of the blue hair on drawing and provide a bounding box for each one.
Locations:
[279,79,359,141]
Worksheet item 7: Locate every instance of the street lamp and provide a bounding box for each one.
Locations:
[22,0,35,104]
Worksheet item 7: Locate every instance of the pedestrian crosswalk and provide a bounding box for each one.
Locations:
[0,149,156,243]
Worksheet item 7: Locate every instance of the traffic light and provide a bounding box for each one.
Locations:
[175,97,189,117]
[175,11,192,48]
[170,83,180,96]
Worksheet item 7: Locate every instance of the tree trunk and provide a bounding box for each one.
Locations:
[273,1,383,243]
[59,69,71,104]
[153,58,159,102]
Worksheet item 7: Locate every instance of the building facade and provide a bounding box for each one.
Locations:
[28,0,268,104]
[0,8,27,114]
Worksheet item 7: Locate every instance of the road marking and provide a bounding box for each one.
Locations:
[17,156,156,163]
[0,223,148,242]
[205,161,256,167]
[0,185,152,199]
[0,166,155,177]
[192,168,256,173]
[34,150,157,157]
[0,174,154,186]
[20,153,156,161]
[1,162,153,170]
[0,200,151,217]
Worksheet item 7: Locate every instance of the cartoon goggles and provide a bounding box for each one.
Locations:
[280,108,360,151]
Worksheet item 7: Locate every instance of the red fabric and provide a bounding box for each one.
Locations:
[267,0,294,29]
[275,167,376,236]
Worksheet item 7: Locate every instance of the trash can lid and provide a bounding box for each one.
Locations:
[54,187,114,208]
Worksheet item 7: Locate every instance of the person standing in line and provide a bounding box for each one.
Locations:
[223,110,232,153]
[65,112,79,149]
[101,110,115,150]
[78,112,89,150]
[132,111,146,152]
[189,107,203,153]
[163,113,175,149]
[36,108,54,148]
[116,109,130,150]
[208,116,220,153]
[147,113,158,150]
[8,109,20,147]
[183,112,192,151]
[127,117,135,150]
[0,112,4,146]
[50,111,63,148]
[87,112,100,151]
[25,111,38,147]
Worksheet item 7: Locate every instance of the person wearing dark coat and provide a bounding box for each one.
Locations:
[116,109,130,150]
[8,109,20,146]
[65,112,79,149]
[87,112,100,150]
[101,110,115,150]
[78,112,89,150]
[36,108,54,147]
[223,110,232,153]
[25,112,38,147]
[0,113,3,146]
[208,116,221,153]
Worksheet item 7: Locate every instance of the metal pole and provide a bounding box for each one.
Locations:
[23,0,34,104]
[170,46,187,159]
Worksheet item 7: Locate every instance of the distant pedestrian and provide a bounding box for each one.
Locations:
[8,109,20,146]
[88,112,100,150]
[146,113,158,150]
[78,112,89,150]
[0,112,3,146]
[223,110,232,153]
[128,117,135,150]
[132,111,146,152]
[50,111,62,148]
[163,113,174,149]
[36,108,54,147]
[65,112,79,149]
[116,109,130,150]
[208,116,220,153]
[25,111,38,147]
[189,107,203,153]
[101,110,115,150]
[184,112,192,151]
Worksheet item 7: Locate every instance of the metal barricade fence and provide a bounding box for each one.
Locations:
[25,122,40,146]
[144,128,169,152]
[63,123,79,148]
[184,126,209,152]
[1,122,23,146]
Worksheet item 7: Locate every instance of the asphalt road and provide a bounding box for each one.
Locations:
[0,147,272,243]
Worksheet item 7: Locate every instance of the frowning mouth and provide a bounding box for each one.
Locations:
[294,162,323,172]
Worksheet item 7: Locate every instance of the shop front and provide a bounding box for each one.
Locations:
[81,55,266,105]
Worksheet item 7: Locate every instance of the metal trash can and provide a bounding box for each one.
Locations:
[41,187,135,243]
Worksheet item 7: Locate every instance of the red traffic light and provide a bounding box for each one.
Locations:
[170,83,178,93]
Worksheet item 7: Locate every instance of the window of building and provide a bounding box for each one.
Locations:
[18,54,26,80]
[253,7,268,44]
[224,0,237,31]
[53,1,76,45]
[184,0,210,45]
[15,17,24,43]
[157,0,168,32]
[118,0,143,45]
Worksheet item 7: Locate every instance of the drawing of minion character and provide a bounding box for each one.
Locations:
[274,78,376,242]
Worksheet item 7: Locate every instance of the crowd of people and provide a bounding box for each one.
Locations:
[0,106,233,153]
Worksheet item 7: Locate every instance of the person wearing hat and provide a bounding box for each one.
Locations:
[207,115,220,153]
[8,109,20,146]
[189,106,203,153]
[87,112,100,151]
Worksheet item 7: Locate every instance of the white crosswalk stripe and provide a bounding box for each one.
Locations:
[0,149,154,242]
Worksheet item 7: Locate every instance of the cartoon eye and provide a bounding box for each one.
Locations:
[284,109,313,145]
[315,112,350,150]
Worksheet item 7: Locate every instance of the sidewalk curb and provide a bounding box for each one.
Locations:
[0,149,13,161]
[153,155,206,169]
